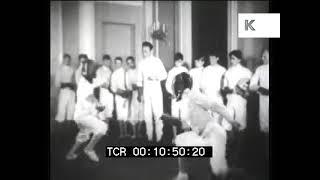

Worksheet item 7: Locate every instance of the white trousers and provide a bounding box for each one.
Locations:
[143,84,164,141]
[115,95,129,121]
[75,115,108,143]
[99,88,114,119]
[55,88,75,122]
[171,98,184,119]
[226,94,247,130]
[259,95,269,133]
[175,123,228,176]
[128,90,143,123]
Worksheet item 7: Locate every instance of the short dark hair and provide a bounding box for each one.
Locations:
[63,54,71,60]
[142,41,153,50]
[126,56,135,63]
[174,52,184,62]
[78,54,88,61]
[102,54,111,61]
[208,49,220,58]
[229,50,243,60]
[115,56,123,62]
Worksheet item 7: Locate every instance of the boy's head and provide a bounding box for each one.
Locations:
[229,50,243,66]
[78,54,88,63]
[114,56,123,70]
[63,54,71,66]
[126,56,136,69]
[142,41,153,58]
[81,59,99,83]
[173,72,193,101]
[174,52,184,67]
[195,57,205,68]
[262,49,269,64]
[102,54,112,67]
[208,50,220,65]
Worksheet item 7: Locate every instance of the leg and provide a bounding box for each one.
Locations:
[66,125,90,160]
[83,118,108,162]
[151,90,164,142]
[55,89,67,122]
[66,90,76,121]
[144,96,153,141]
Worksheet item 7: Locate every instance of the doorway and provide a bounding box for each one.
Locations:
[102,22,135,61]
[192,1,228,68]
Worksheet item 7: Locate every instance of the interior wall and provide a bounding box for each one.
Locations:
[95,2,143,64]
[50,1,63,120]
[237,1,269,71]
[62,1,79,68]
[158,1,176,71]
[192,1,228,68]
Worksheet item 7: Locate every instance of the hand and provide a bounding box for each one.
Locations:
[258,87,269,96]
[101,82,108,89]
[132,84,139,90]
[96,105,105,112]
[137,94,142,102]
[147,76,158,81]
[231,121,241,130]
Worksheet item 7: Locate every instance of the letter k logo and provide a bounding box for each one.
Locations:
[245,20,255,31]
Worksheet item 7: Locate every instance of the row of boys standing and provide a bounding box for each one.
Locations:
[54,41,269,145]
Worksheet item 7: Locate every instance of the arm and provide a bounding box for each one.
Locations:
[165,70,174,95]
[54,67,61,88]
[156,58,167,81]
[249,67,260,92]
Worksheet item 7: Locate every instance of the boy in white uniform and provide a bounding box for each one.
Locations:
[75,54,88,85]
[189,57,205,93]
[126,56,143,138]
[96,54,114,121]
[55,54,76,122]
[66,59,108,162]
[168,72,240,180]
[111,57,131,138]
[200,51,227,124]
[137,41,167,142]
[165,53,188,141]
[249,49,269,161]
[249,49,269,133]
[222,50,252,168]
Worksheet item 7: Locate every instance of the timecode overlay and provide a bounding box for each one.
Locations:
[105,146,213,158]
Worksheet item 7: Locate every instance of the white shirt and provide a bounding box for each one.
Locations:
[127,68,138,91]
[200,64,226,99]
[165,66,189,95]
[250,64,269,90]
[223,64,252,90]
[74,76,96,120]
[110,67,129,93]
[96,66,112,87]
[55,64,74,87]
[137,55,167,88]
[189,67,204,93]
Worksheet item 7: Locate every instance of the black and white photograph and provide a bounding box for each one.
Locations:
[50,1,274,180]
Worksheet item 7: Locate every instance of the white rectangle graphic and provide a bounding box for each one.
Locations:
[238,13,280,38]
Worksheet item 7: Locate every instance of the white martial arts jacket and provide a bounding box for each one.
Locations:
[95,66,112,87]
[223,63,252,130]
[110,67,129,93]
[250,64,269,132]
[137,55,167,89]
[175,89,229,176]
[55,64,75,87]
[189,67,204,93]
[165,66,189,95]
[200,64,226,103]
[223,64,252,91]
[74,76,99,121]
